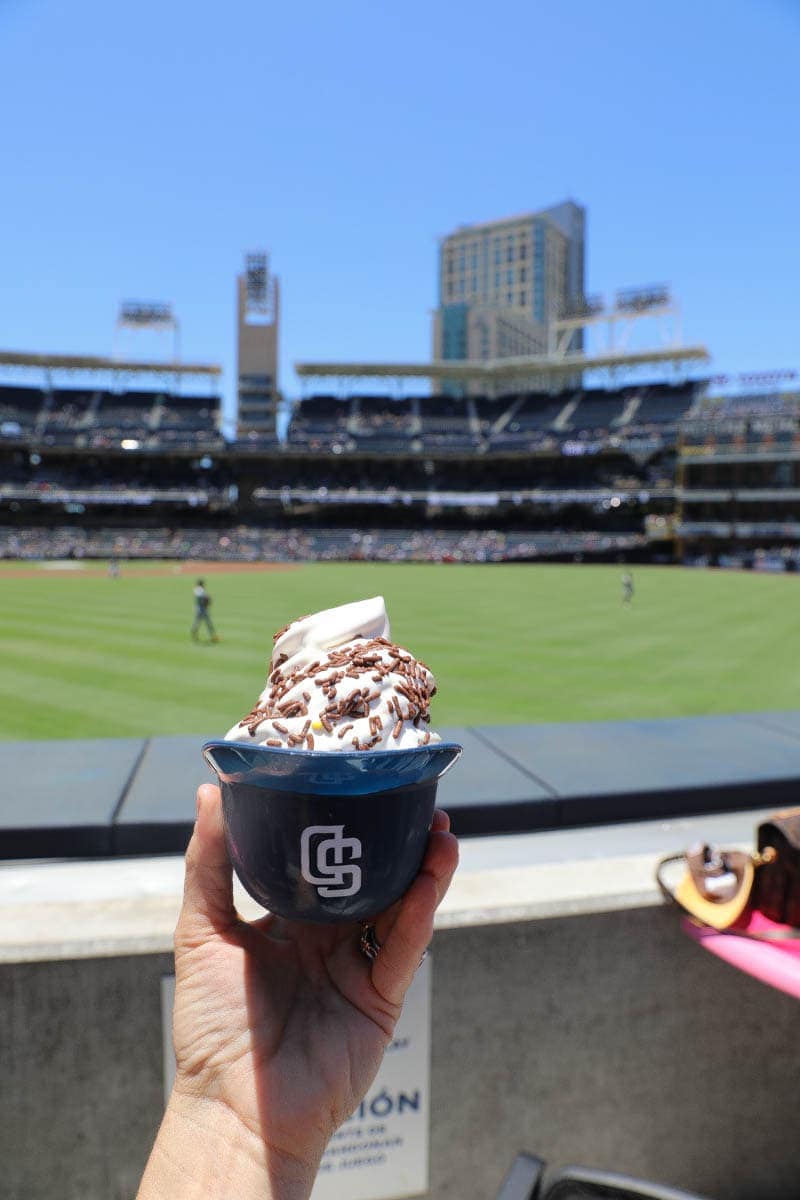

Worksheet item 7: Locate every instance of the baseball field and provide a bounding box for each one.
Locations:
[0,560,797,741]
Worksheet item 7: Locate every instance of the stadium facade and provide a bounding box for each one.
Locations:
[2,241,798,572]
[0,372,705,565]
[3,372,800,569]
[676,389,800,569]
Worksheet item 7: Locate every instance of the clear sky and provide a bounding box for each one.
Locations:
[1,0,798,417]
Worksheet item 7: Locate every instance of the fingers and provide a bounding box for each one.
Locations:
[422,820,460,902]
[176,784,236,943]
[431,808,450,834]
[370,825,459,1007]
[416,821,459,909]
[372,808,453,940]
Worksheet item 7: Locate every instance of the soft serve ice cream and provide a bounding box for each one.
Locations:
[225,596,440,751]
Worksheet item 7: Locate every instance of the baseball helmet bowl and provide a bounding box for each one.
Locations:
[201,739,462,923]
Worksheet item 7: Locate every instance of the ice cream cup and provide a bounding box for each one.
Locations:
[201,739,462,923]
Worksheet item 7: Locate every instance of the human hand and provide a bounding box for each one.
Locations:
[138,783,459,1200]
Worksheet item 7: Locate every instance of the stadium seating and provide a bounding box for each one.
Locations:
[504,393,566,432]
[155,394,217,432]
[483,392,576,448]
[1,380,696,452]
[473,395,505,433]
[284,396,494,451]
[350,396,416,449]
[0,384,223,447]
[41,389,97,442]
[286,395,353,447]
[19,374,798,570]
[633,383,696,424]
[416,395,476,449]
[93,391,158,432]
[418,394,470,429]
[153,394,221,445]
[568,388,628,431]
[0,386,45,437]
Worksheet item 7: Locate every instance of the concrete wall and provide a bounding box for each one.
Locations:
[4,904,800,1200]
[2,951,171,1200]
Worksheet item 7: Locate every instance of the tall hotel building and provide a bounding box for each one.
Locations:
[432,200,585,390]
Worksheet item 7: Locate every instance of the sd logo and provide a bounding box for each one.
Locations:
[300,825,363,897]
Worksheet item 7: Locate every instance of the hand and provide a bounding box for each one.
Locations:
[137,784,459,1200]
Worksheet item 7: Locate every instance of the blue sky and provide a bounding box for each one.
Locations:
[1,0,798,418]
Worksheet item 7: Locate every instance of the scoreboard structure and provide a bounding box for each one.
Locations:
[236,251,280,440]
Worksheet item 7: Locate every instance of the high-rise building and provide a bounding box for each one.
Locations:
[431,200,585,391]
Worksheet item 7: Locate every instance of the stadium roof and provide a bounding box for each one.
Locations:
[295,345,710,382]
[0,349,221,378]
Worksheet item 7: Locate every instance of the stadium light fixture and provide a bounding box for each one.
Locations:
[242,252,278,323]
[245,254,270,311]
[115,301,181,365]
[563,294,605,319]
[118,302,176,328]
[614,285,670,313]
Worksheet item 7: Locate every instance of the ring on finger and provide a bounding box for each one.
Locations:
[360,924,430,969]
[359,923,382,961]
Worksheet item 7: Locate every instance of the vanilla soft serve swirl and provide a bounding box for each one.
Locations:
[225,597,440,751]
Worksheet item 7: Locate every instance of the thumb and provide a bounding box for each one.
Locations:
[176,784,236,943]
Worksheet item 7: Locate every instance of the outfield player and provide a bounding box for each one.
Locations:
[621,570,634,607]
[191,579,219,642]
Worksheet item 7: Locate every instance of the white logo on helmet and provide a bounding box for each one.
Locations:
[300,825,363,898]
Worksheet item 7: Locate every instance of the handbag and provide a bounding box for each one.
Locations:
[754,810,800,926]
[656,808,800,940]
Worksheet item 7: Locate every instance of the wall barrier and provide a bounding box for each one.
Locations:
[4,711,800,858]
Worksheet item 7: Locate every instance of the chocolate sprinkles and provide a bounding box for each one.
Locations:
[233,631,438,751]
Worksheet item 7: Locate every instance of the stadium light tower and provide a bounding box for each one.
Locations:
[548,285,682,362]
[236,251,280,439]
[114,301,181,371]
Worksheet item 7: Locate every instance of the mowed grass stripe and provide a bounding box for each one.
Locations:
[1,562,799,739]
[0,647,235,699]
[0,633,266,713]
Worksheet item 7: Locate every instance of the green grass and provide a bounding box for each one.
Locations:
[0,561,798,740]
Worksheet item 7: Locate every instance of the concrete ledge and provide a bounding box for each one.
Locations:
[0,804,768,965]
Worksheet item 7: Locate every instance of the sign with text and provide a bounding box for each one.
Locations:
[161,955,431,1200]
[311,954,431,1200]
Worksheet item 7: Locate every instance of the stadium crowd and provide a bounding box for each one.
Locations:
[0,525,648,564]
